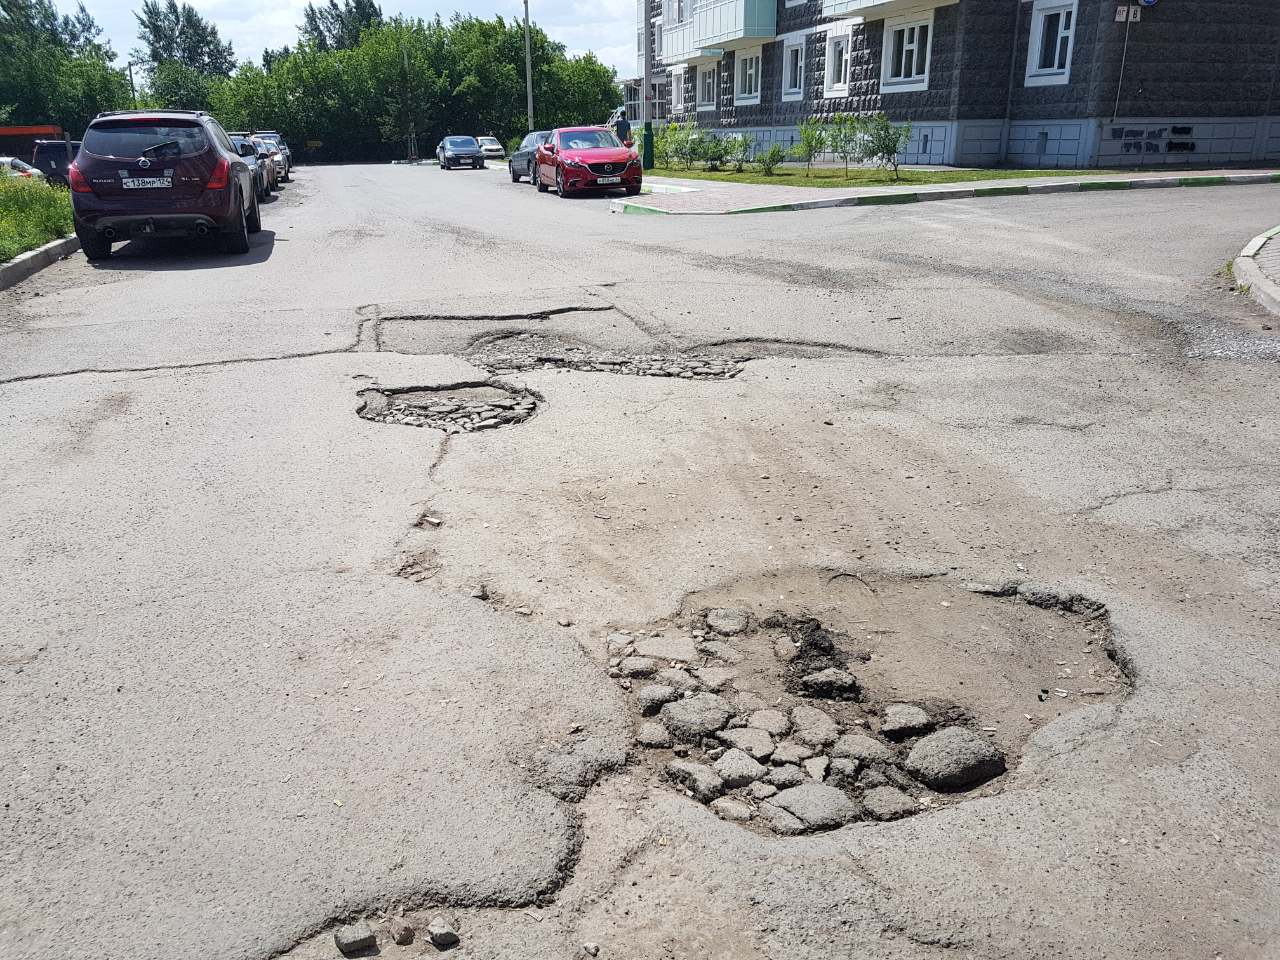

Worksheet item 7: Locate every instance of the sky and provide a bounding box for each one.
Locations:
[57,0,638,78]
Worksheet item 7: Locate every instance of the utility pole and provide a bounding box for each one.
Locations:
[522,0,535,131]
[641,14,653,169]
[127,61,137,108]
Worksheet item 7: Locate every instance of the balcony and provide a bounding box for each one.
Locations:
[661,0,776,65]
[823,0,952,22]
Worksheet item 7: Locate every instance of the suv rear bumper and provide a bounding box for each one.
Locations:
[76,213,230,240]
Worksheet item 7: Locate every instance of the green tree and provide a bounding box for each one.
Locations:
[862,112,911,180]
[755,143,786,176]
[145,59,211,110]
[300,0,382,51]
[826,112,865,178]
[133,0,235,76]
[791,116,826,176]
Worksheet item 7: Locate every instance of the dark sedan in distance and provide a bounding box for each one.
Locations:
[509,130,549,183]
[436,136,485,169]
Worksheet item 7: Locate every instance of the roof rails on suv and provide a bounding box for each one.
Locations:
[94,109,208,119]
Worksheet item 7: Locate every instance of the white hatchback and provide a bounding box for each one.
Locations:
[477,136,505,159]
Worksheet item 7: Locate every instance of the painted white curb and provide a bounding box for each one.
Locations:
[0,235,80,291]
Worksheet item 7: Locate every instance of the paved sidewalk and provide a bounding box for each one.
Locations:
[615,167,1280,214]
[1235,225,1280,316]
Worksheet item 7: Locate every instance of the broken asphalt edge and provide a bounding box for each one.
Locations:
[609,171,1280,216]
[0,234,80,291]
[1234,223,1280,317]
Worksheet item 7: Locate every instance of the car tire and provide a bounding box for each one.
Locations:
[528,161,536,184]
[224,192,251,254]
[281,165,290,183]
[536,167,548,192]
[625,185,642,196]
[510,162,520,182]
[556,168,570,198]
[76,225,111,261]
[247,189,262,234]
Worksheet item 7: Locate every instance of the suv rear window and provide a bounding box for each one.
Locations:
[83,120,209,160]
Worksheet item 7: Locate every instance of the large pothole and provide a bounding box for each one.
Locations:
[466,332,748,380]
[603,571,1130,835]
[357,382,539,432]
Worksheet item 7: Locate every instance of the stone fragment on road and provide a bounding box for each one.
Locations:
[632,634,699,662]
[606,632,632,655]
[706,607,750,636]
[799,667,861,700]
[636,721,673,748]
[710,796,755,821]
[426,916,460,948]
[619,656,658,677]
[770,783,858,829]
[880,703,933,738]
[791,705,840,746]
[694,666,737,691]
[717,725,775,760]
[758,802,807,835]
[655,667,701,693]
[748,708,790,737]
[905,726,1006,790]
[770,739,814,765]
[766,763,806,789]
[636,683,678,714]
[582,943,600,957]
[803,756,829,781]
[666,759,724,801]
[387,917,414,945]
[862,786,919,821]
[750,781,778,800]
[334,921,375,955]
[826,757,860,789]
[700,640,744,663]
[660,693,733,741]
[714,748,767,787]
[831,733,893,763]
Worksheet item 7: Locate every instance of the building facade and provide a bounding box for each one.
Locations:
[647,0,1280,167]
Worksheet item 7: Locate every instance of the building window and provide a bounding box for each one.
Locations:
[782,39,804,102]
[881,13,931,92]
[1026,0,1076,87]
[653,20,662,57]
[735,48,761,105]
[671,68,685,112]
[824,26,851,98]
[697,64,716,110]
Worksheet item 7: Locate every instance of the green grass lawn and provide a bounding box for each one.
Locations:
[648,164,1126,188]
[0,176,74,263]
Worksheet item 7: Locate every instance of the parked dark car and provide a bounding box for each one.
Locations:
[437,136,484,169]
[231,135,271,201]
[509,130,549,183]
[31,139,81,186]
[69,109,260,260]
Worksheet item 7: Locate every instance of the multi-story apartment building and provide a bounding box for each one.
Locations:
[647,0,1280,167]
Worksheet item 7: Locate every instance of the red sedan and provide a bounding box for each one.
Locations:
[534,126,642,198]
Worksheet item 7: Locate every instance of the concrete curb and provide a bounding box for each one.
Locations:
[1234,224,1280,317]
[610,170,1280,216]
[0,234,80,291]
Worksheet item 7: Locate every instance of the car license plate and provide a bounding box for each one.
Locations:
[596,176,621,185]
[122,177,172,189]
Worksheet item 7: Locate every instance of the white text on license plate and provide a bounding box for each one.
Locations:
[596,176,621,185]
[122,177,172,189]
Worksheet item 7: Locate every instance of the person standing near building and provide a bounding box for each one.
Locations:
[614,114,632,145]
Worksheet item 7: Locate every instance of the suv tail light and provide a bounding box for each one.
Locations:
[68,162,92,193]
[205,157,229,190]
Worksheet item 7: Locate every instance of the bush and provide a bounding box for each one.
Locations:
[0,177,74,263]
[506,134,523,154]
[863,113,912,180]
[826,113,867,178]
[755,143,786,176]
[700,135,728,171]
[666,122,703,170]
[722,134,752,172]
[791,117,827,176]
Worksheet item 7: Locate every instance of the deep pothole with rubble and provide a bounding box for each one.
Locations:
[466,332,748,379]
[602,573,1131,835]
[356,382,538,432]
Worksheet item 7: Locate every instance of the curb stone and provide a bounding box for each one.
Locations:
[611,170,1280,216]
[1234,224,1280,317]
[0,234,80,291]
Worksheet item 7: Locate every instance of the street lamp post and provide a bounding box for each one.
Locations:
[522,0,535,131]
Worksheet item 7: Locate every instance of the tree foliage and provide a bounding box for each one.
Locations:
[299,0,382,51]
[133,0,235,76]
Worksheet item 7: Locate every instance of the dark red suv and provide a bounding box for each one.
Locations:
[69,109,260,260]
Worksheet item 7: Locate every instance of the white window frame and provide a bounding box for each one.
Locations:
[823,23,852,99]
[652,17,663,58]
[670,66,686,111]
[881,11,932,93]
[781,37,805,102]
[784,0,807,8]
[1025,0,1077,87]
[697,64,717,111]
[734,46,762,106]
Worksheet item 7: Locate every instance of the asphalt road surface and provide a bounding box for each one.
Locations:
[2,164,1278,960]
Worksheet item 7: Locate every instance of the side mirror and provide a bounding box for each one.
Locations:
[624,139,634,148]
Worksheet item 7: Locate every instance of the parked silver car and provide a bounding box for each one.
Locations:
[477,136,505,160]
